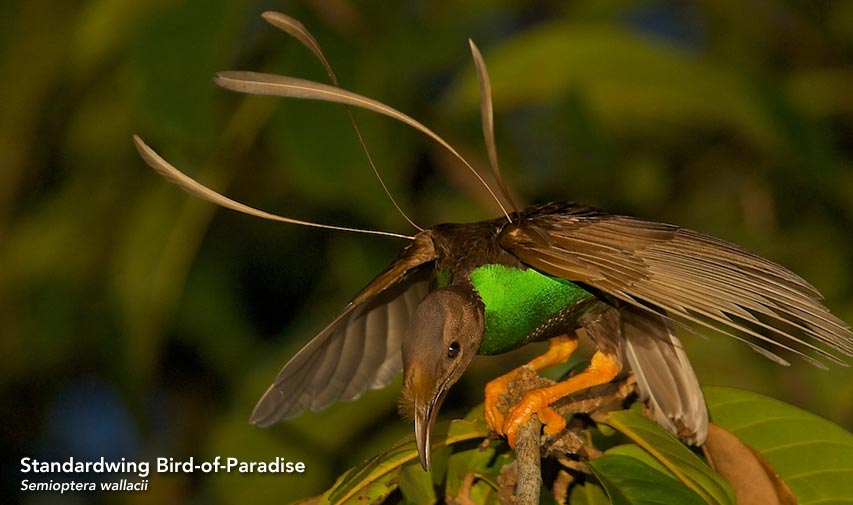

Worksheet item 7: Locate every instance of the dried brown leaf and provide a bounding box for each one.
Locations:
[703,422,797,505]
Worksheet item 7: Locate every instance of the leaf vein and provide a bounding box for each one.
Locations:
[761,439,853,455]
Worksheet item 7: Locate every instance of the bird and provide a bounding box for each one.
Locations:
[134,11,853,472]
[240,200,852,471]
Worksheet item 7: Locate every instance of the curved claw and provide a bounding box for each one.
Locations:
[503,388,553,446]
[539,406,566,435]
[503,397,566,447]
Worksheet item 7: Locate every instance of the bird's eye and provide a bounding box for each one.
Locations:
[447,342,460,358]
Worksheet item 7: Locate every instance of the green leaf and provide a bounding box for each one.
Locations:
[469,480,500,505]
[398,462,437,504]
[605,410,735,505]
[605,444,673,476]
[320,465,397,505]
[320,418,489,504]
[569,481,610,505]
[589,454,706,505]
[444,444,498,496]
[704,386,853,505]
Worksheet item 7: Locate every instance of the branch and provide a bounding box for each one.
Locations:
[495,367,639,502]
[497,367,551,504]
[514,415,542,505]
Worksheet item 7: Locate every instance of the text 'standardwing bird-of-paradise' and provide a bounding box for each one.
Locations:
[134,12,853,471]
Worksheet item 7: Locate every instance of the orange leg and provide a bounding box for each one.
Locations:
[484,335,579,435]
[502,350,621,447]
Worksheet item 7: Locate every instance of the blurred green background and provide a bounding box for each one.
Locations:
[2,0,852,503]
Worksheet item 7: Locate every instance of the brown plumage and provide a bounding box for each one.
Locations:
[244,202,851,452]
[502,202,852,368]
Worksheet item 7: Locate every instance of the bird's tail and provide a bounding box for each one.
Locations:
[622,307,709,445]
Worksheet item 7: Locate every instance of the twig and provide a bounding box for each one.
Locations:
[495,368,639,503]
[514,415,542,505]
[452,472,477,505]
[553,470,574,505]
[497,367,550,504]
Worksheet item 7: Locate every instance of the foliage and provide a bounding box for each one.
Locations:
[307,387,852,504]
[704,386,853,504]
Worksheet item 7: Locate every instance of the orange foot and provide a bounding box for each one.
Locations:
[502,389,568,446]
[501,350,621,447]
[484,370,514,434]
[483,336,579,436]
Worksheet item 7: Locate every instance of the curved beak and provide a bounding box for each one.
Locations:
[414,386,449,471]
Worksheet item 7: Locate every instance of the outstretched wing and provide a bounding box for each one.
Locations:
[251,233,436,426]
[500,202,853,367]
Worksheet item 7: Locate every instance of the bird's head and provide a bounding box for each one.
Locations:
[400,286,484,470]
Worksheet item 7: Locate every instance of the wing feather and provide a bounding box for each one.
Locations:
[341,304,388,400]
[250,233,435,426]
[500,202,853,366]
